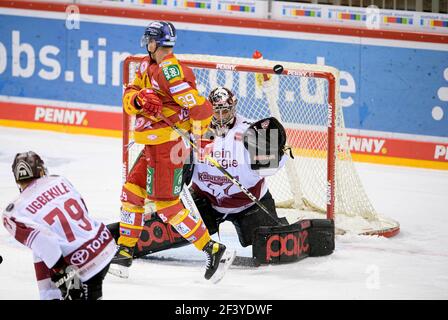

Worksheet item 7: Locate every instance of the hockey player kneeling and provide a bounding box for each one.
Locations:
[108,87,334,265]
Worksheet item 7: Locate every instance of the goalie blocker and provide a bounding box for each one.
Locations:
[243,116,292,171]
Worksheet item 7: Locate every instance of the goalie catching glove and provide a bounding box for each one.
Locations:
[243,117,288,171]
[134,88,163,116]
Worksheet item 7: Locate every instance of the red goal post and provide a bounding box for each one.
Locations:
[122,54,399,238]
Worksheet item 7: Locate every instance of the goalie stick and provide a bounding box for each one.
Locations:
[158,113,286,227]
[140,255,260,268]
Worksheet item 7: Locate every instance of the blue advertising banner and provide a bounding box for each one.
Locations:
[0,11,447,138]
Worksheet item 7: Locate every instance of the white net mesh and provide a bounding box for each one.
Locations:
[123,54,399,236]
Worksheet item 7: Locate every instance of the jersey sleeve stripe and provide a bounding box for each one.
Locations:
[11,218,36,246]
[26,229,41,248]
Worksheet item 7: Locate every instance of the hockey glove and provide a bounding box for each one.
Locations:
[50,257,84,300]
[243,117,288,170]
[135,88,163,117]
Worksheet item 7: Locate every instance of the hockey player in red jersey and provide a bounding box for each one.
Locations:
[110,21,235,281]
[2,151,116,300]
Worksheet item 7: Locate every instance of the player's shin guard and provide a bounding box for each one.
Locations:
[117,204,145,248]
[155,199,211,251]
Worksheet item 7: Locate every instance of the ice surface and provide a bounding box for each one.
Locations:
[0,127,447,299]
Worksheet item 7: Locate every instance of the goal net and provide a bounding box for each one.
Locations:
[122,54,400,237]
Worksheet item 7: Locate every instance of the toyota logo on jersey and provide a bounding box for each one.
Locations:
[70,249,90,265]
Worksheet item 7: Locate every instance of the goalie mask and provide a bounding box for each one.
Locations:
[12,151,48,190]
[208,87,237,136]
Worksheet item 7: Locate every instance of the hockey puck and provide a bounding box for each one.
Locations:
[0,255,3,264]
[273,64,284,74]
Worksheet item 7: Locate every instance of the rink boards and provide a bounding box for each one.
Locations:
[0,1,447,169]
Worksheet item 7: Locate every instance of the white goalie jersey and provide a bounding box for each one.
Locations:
[2,175,116,299]
[191,115,287,215]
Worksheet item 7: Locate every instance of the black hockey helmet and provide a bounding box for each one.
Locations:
[12,151,48,184]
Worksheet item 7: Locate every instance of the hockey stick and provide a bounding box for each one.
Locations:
[140,254,259,268]
[180,183,202,218]
[159,113,285,226]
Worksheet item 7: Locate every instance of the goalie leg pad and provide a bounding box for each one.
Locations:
[252,219,334,265]
[307,219,335,257]
[107,216,190,259]
[253,220,310,265]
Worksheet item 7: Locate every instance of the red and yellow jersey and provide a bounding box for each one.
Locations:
[123,53,213,145]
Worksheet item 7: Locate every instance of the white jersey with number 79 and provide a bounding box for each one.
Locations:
[2,175,116,299]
